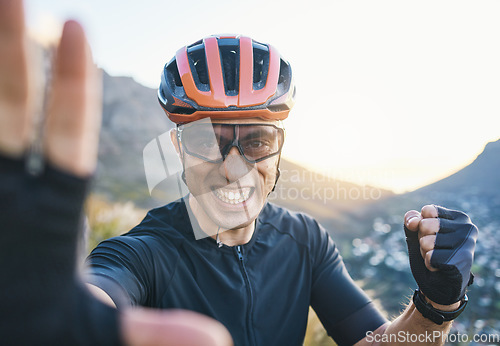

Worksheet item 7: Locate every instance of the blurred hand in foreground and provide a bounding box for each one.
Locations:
[0,0,232,345]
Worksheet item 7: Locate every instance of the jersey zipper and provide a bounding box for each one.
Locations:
[236,245,256,346]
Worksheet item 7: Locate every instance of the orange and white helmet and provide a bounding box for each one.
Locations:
[158,35,295,124]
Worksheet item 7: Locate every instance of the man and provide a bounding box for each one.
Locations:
[0,0,232,345]
[86,34,478,345]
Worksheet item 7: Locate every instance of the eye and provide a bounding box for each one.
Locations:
[244,139,271,150]
[249,140,263,148]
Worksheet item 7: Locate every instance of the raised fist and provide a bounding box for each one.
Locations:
[404,205,478,306]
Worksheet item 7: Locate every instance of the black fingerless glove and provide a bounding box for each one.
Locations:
[0,155,122,346]
[405,205,478,306]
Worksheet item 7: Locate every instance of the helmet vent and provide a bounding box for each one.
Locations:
[219,45,239,96]
[253,44,269,90]
[167,60,183,88]
[187,45,210,91]
[278,59,291,90]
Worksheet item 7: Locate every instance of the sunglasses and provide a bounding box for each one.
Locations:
[177,123,284,163]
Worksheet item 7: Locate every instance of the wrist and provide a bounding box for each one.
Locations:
[423,294,461,311]
[412,288,468,325]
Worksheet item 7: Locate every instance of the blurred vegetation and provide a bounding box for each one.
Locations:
[305,308,337,346]
[85,194,146,253]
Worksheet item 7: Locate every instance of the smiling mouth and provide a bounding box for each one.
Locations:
[213,186,253,204]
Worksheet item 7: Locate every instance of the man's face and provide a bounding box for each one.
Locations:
[171,118,282,230]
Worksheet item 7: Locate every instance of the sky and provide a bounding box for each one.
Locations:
[24,0,500,193]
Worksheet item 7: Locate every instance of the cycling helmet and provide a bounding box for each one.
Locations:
[158,35,295,124]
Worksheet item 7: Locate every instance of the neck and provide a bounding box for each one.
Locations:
[188,194,255,247]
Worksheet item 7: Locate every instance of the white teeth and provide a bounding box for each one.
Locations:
[214,187,251,204]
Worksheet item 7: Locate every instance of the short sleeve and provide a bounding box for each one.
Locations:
[309,221,387,345]
[85,236,154,308]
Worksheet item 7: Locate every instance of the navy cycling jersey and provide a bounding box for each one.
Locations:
[86,198,387,346]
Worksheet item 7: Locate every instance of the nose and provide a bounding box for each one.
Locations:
[219,146,253,182]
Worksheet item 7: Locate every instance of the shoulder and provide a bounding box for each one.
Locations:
[92,199,190,257]
[129,199,189,233]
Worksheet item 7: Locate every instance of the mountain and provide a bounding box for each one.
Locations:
[413,139,500,205]
[94,72,176,204]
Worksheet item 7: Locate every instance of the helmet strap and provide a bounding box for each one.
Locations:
[181,170,187,186]
[176,128,188,186]
[270,154,282,193]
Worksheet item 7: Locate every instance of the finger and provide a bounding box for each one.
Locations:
[404,210,421,231]
[419,218,439,237]
[424,250,439,272]
[0,0,26,86]
[44,20,101,176]
[121,308,233,346]
[0,0,31,157]
[421,204,438,219]
[419,235,436,258]
[0,0,25,35]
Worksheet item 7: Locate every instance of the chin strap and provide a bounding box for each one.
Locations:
[270,154,281,194]
[216,226,223,248]
[181,170,187,186]
[176,129,189,187]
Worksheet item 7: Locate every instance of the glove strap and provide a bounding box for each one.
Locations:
[412,288,468,325]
